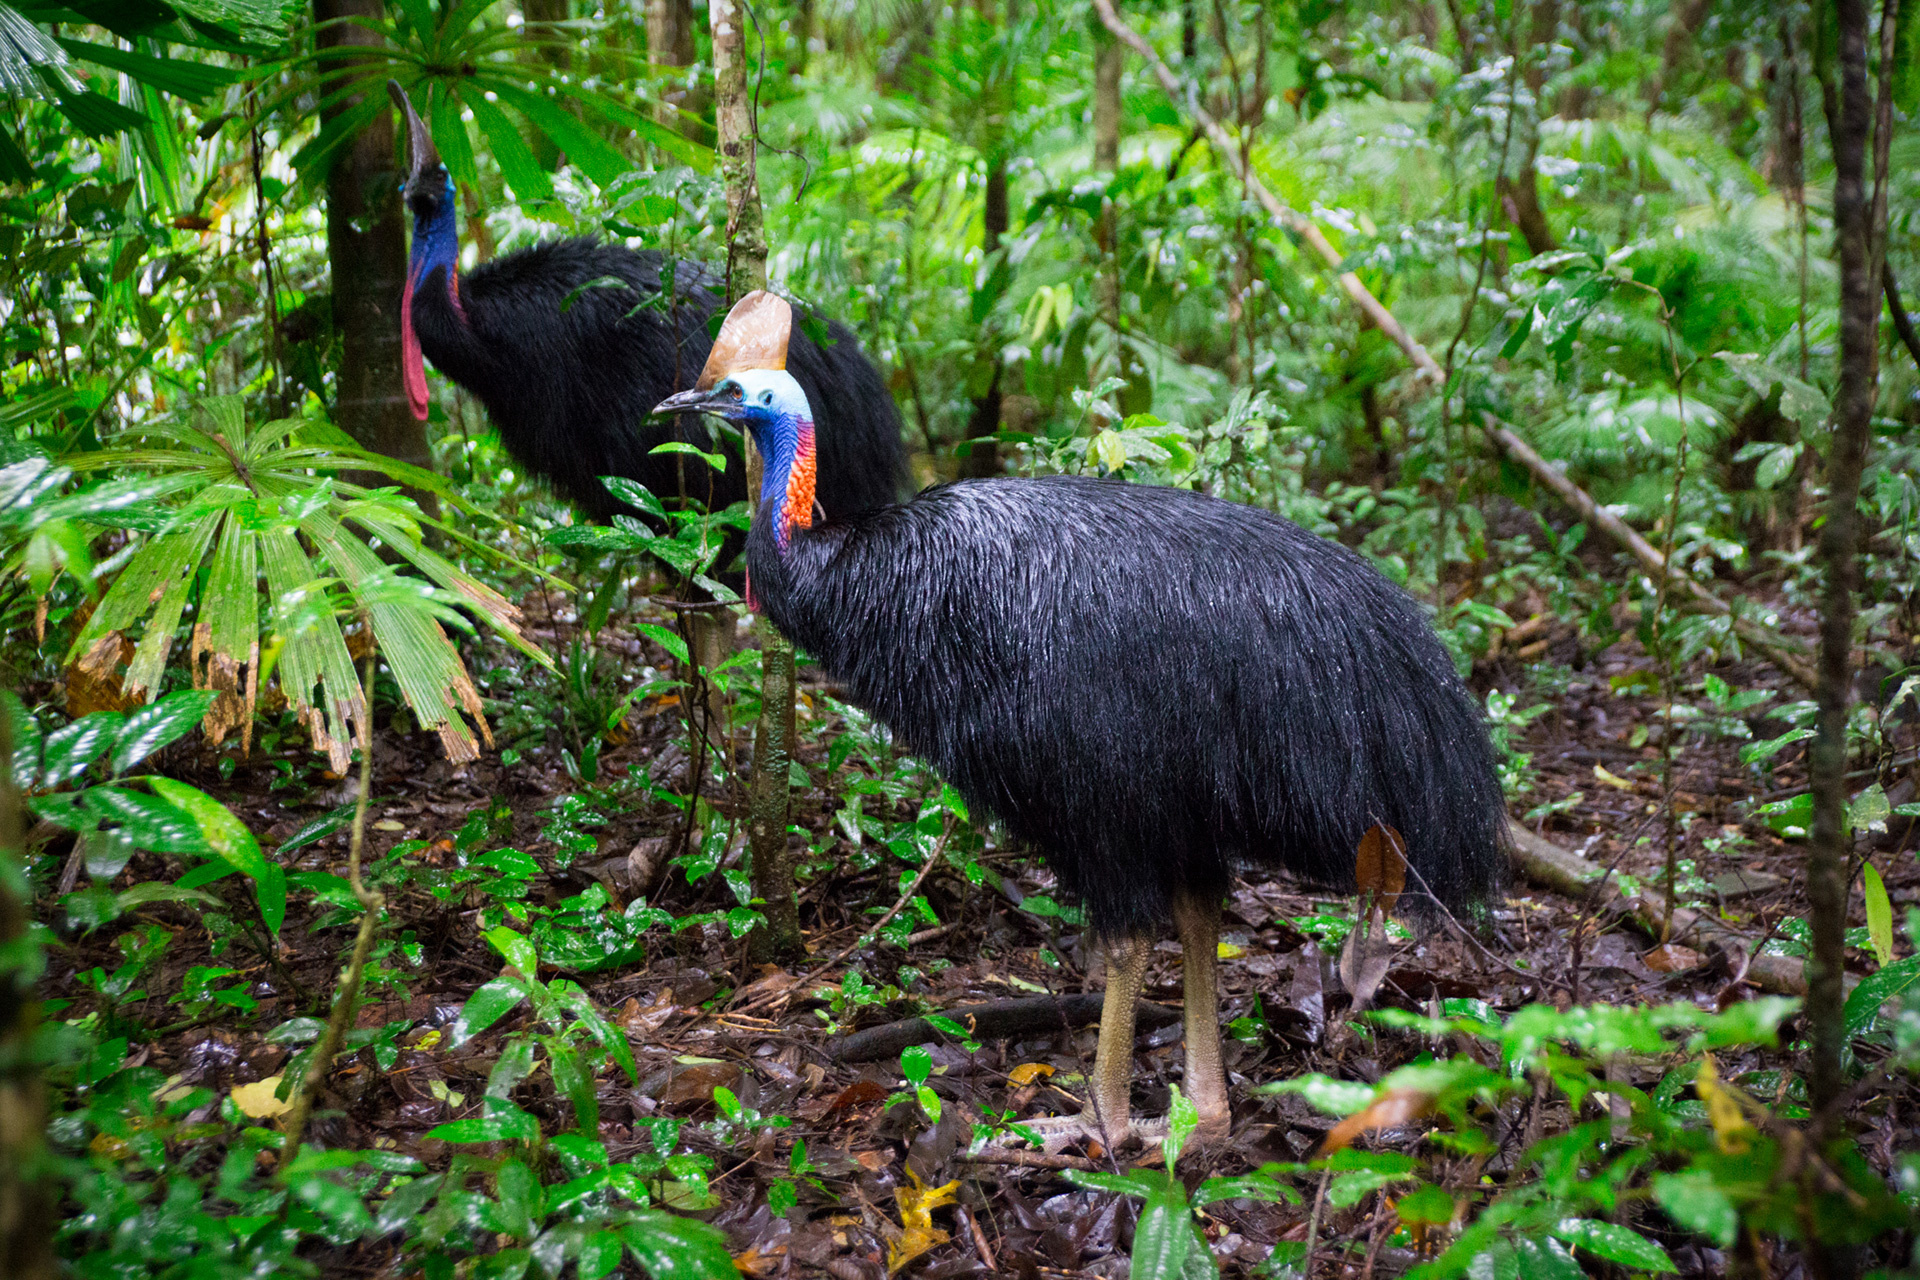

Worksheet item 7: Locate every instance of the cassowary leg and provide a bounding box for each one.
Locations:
[1173,892,1231,1141]
[1084,932,1151,1146]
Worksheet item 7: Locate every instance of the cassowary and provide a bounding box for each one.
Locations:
[655,293,1506,1146]
[387,82,904,529]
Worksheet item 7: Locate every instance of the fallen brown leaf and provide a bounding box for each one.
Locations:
[1318,1087,1433,1155]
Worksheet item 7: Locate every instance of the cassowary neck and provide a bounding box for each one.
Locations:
[408,198,462,304]
[754,413,817,552]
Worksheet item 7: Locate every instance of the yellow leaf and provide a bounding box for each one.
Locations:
[1695,1056,1752,1155]
[887,1168,959,1274]
[1593,764,1635,791]
[154,1074,194,1106]
[1007,1062,1055,1086]
[372,819,406,832]
[230,1076,292,1120]
[1216,942,1246,960]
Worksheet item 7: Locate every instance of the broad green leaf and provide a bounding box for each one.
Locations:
[464,87,552,203]
[78,785,205,854]
[900,1044,932,1086]
[1739,728,1812,766]
[111,690,219,774]
[1253,1073,1374,1115]
[275,801,360,857]
[647,441,728,473]
[1864,863,1894,967]
[1128,1182,1197,1280]
[617,1210,737,1280]
[290,1174,374,1237]
[1063,1169,1158,1199]
[1652,1170,1737,1247]
[1850,783,1891,834]
[600,478,667,521]
[1192,1175,1299,1207]
[1539,275,1614,360]
[1715,353,1831,430]
[451,977,528,1046]
[39,712,123,787]
[1163,1084,1198,1173]
[636,623,692,666]
[1,693,41,788]
[426,1098,540,1143]
[1753,442,1801,490]
[1513,1237,1584,1280]
[1550,1218,1675,1272]
[54,37,239,101]
[544,525,652,554]
[147,778,267,878]
[1843,954,1920,1040]
[1394,1183,1456,1224]
[490,82,631,186]
[483,926,539,976]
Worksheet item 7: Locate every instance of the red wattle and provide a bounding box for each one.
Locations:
[744,567,759,613]
[401,273,429,421]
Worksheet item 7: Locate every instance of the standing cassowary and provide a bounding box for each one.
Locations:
[386,83,903,527]
[656,294,1507,1146]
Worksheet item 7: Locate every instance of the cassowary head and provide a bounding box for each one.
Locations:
[653,292,818,548]
[388,81,460,421]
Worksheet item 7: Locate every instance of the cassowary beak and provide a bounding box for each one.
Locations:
[652,387,737,419]
[387,80,442,189]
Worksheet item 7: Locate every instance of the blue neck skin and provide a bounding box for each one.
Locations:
[743,407,816,552]
[408,177,460,294]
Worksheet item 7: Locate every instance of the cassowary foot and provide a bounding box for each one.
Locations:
[996,1111,1169,1155]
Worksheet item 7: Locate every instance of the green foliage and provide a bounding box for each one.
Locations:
[54,395,546,768]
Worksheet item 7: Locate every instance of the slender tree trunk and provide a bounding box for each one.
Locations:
[1094,12,1131,403]
[315,0,432,482]
[0,717,54,1280]
[714,0,802,962]
[647,0,707,140]
[1809,0,1884,1122]
[962,0,1012,479]
[1643,0,1712,114]
[1498,0,1559,256]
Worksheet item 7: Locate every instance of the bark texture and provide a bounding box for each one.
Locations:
[1808,0,1880,1117]
[0,716,54,1279]
[315,0,432,478]
[712,0,802,961]
[962,0,1013,479]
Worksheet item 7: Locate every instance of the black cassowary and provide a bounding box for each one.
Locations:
[387,82,904,528]
[655,294,1507,1147]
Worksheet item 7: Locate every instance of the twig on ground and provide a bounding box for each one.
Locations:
[954,1148,1105,1172]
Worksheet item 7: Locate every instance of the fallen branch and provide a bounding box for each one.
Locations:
[1089,0,1818,695]
[1506,821,1808,996]
[954,1148,1106,1172]
[830,994,1181,1063]
[1484,421,1818,691]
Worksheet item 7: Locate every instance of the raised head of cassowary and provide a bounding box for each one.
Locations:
[387,82,904,529]
[655,293,1508,1148]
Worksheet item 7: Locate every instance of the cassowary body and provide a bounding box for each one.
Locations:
[659,296,1507,1146]
[390,85,903,526]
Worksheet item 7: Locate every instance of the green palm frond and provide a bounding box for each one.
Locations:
[57,396,550,770]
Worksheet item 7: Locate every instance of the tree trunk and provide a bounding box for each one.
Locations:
[714,0,802,963]
[1808,0,1882,1121]
[1093,12,1127,400]
[0,716,54,1280]
[315,0,433,484]
[647,0,707,140]
[961,0,1012,479]
[1643,0,1712,114]
[1498,0,1559,256]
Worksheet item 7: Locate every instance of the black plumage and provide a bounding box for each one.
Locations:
[750,476,1506,936]
[406,242,905,523]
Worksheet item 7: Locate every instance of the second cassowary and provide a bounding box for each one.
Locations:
[387,82,904,527]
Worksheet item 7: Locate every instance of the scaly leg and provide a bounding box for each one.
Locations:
[1005,932,1156,1151]
[1173,893,1231,1143]
[1083,932,1152,1146]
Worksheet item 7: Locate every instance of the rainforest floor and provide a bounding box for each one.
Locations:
[37,594,1920,1279]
